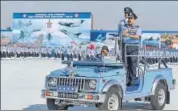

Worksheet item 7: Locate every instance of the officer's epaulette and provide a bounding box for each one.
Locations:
[119,19,124,22]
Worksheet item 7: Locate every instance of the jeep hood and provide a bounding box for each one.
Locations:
[49,66,124,78]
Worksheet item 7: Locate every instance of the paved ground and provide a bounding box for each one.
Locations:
[1,59,178,110]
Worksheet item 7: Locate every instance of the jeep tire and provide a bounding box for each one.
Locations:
[150,82,167,110]
[96,87,121,110]
[46,99,69,110]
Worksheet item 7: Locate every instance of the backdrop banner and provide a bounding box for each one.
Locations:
[1,29,13,46]
[13,12,92,48]
[90,30,178,49]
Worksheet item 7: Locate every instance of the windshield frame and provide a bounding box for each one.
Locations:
[62,60,123,68]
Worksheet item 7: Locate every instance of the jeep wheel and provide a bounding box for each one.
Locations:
[150,82,167,110]
[96,87,121,110]
[46,99,69,110]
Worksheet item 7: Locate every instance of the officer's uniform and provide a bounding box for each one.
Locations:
[65,47,69,60]
[23,47,27,58]
[60,47,65,60]
[7,47,11,58]
[43,48,46,58]
[118,7,133,36]
[69,46,73,60]
[12,47,16,58]
[39,48,42,58]
[73,47,77,59]
[77,46,82,60]
[16,47,19,58]
[1,46,6,58]
[54,48,57,59]
[36,48,38,57]
[31,48,34,57]
[11,47,14,58]
[6,47,10,58]
[121,12,142,85]
[81,49,86,60]
[34,48,36,57]
[176,50,178,62]
[86,47,90,59]
[41,48,44,58]
[118,7,134,57]
[57,48,61,59]
[47,48,51,58]
[28,48,31,57]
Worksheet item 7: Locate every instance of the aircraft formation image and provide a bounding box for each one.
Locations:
[13,19,91,47]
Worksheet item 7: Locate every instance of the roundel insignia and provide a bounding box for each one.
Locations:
[23,14,27,18]
[75,13,79,18]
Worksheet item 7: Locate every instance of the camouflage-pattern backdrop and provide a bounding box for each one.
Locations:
[160,33,178,49]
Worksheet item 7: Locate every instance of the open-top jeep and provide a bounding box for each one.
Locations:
[41,33,176,110]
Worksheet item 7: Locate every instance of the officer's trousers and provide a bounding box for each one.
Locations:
[122,43,138,83]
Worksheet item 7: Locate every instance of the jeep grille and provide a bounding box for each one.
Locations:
[58,77,85,90]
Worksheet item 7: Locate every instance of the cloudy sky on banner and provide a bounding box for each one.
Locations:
[1,1,178,30]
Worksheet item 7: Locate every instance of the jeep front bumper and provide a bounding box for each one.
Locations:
[41,89,106,103]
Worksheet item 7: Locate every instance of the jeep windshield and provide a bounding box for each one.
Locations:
[62,60,123,68]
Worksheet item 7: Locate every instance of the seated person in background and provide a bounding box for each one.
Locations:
[101,46,109,56]
[95,46,110,61]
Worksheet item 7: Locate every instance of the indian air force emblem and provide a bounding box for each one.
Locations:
[74,13,79,18]
[23,14,27,18]
[46,19,53,28]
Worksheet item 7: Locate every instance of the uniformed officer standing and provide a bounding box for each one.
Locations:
[61,46,65,60]
[118,7,134,41]
[118,7,134,59]
[121,12,142,86]
[86,46,90,60]
[57,47,61,59]
[65,46,70,60]
[47,47,51,58]
[54,48,57,59]
[39,47,43,58]
[1,46,6,59]
[69,46,73,60]
[73,47,77,59]
[77,46,82,61]
[120,7,133,26]
[6,46,10,58]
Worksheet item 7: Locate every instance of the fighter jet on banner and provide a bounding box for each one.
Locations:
[58,20,85,27]
[18,20,32,28]
[59,29,90,45]
[60,29,82,38]
[17,20,43,43]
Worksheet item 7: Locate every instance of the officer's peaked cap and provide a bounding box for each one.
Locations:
[124,7,133,13]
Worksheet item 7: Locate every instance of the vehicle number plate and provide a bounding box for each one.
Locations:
[58,92,78,99]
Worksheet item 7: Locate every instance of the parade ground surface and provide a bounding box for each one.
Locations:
[1,59,178,110]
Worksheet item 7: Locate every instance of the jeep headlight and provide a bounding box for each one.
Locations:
[89,80,97,89]
[47,77,57,87]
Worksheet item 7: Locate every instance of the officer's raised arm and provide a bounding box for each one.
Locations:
[122,12,141,40]
[129,26,142,39]
[118,7,134,34]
